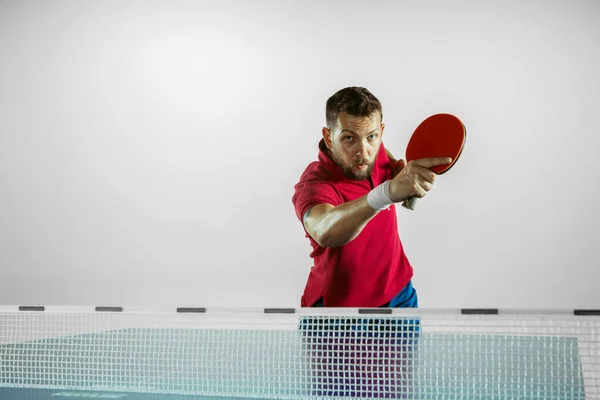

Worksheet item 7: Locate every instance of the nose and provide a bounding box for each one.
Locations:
[356,140,369,158]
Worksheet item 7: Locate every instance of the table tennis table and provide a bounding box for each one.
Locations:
[1,306,598,399]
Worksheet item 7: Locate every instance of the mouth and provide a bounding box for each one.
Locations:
[354,163,369,171]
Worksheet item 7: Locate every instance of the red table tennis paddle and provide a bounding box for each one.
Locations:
[401,113,466,210]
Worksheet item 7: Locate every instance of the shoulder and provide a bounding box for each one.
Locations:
[292,161,341,215]
[297,161,332,184]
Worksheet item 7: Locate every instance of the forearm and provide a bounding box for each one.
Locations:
[313,196,380,248]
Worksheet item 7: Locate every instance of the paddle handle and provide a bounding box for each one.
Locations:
[402,196,419,210]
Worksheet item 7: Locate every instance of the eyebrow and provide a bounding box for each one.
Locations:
[340,128,379,136]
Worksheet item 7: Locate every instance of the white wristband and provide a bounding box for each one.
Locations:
[367,180,393,210]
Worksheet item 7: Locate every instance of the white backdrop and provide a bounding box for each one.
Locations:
[0,0,598,309]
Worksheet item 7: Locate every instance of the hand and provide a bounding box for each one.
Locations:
[388,157,452,203]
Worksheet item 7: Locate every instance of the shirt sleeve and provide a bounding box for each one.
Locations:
[292,180,342,223]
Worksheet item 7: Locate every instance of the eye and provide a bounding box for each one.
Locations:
[368,134,377,140]
[343,136,354,142]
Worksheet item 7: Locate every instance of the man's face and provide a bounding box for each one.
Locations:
[323,112,384,181]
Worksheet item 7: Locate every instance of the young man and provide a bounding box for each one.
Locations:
[292,87,451,308]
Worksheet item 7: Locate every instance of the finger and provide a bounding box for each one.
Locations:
[407,176,431,198]
[413,182,428,198]
[415,175,433,192]
[420,179,434,192]
[405,162,436,183]
[414,157,452,169]
[417,168,437,184]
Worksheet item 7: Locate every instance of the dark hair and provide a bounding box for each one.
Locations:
[325,87,383,129]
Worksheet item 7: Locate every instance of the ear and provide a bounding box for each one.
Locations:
[380,122,385,137]
[322,127,333,148]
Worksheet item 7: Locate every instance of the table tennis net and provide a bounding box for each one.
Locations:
[0,307,598,399]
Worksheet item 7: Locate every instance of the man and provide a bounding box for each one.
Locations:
[292,87,451,308]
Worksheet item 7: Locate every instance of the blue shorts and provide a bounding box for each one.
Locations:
[383,280,419,308]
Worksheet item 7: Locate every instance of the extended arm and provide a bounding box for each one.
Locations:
[303,156,452,248]
[303,197,380,248]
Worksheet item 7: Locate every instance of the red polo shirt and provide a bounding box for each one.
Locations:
[292,139,414,307]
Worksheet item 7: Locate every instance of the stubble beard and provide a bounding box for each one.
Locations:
[329,148,375,181]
